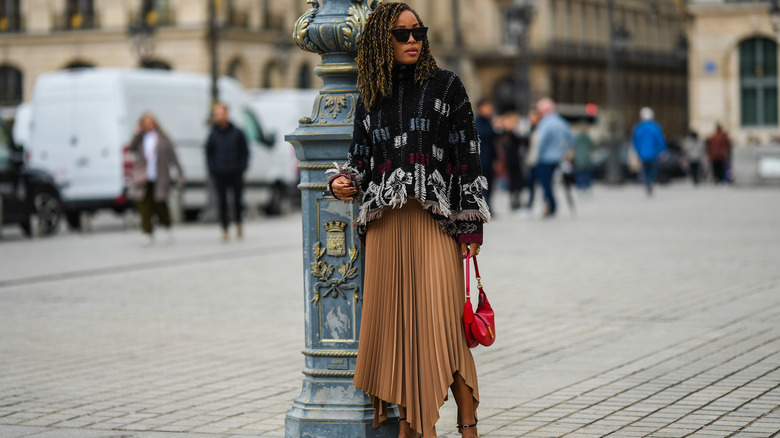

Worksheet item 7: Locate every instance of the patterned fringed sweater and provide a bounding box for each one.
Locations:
[331,65,490,244]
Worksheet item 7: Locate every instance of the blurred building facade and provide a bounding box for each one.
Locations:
[688,0,779,146]
[419,0,690,139]
[0,0,322,119]
[0,0,690,139]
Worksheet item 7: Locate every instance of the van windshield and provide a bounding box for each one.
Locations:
[243,108,273,146]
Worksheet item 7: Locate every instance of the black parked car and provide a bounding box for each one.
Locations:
[0,120,63,237]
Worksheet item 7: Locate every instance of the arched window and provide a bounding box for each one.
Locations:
[492,77,516,114]
[64,60,95,69]
[0,0,21,33]
[140,59,171,70]
[262,61,283,89]
[740,37,778,127]
[227,58,242,79]
[298,63,312,89]
[65,0,96,29]
[0,65,22,105]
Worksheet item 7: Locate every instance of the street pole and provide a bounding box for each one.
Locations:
[199,0,219,224]
[285,1,397,437]
[605,0,622,184]
[208,0,219,105]
[450,0,464,76]
[508,0,534,115]
[514,15,530,115]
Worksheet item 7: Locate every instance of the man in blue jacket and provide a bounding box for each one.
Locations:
[632,107,667,196]
[535,98,572,218]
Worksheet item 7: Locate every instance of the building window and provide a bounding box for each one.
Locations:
[65,0,96,30]
[0,0,21,33]
[227,0,249,28]
[0,65,22,106]
[142,0,174,26]
[740,37,778,127]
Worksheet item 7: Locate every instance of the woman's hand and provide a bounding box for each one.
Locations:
[332,176,358,201]
[460,243,481,259]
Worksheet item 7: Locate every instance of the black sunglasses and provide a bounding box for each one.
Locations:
[391,26,428,43]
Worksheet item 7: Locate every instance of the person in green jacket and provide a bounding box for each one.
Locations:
[572,121,595,192]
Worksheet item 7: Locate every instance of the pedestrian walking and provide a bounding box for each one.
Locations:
[496,113,525,211]
[475,98,497,211]
[572,121,595,193]
[707,124,732,184]
[631,107,667,196]
[206,103,249,242]
[534,98,572,218]
[682,129,705,186]
[128,113,184,246]
[328,3,489,437]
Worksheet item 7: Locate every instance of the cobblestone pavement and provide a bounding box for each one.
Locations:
[0,184,778,438]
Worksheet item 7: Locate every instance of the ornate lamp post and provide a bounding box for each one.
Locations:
[284,1,397,437]
[506,0,535,115]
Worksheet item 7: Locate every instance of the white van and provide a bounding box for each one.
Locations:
[27,68,296,228]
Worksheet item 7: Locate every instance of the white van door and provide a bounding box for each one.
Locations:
[68,89,122,201]
[30,87,74,192]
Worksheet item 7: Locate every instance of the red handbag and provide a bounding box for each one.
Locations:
[463,255,496,348]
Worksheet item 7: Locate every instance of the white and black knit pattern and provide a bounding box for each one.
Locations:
[337,65,490,244]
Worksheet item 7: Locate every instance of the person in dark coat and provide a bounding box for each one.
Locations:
[475,98,497,210]
[206,103,249,242]
[496,113,525,211]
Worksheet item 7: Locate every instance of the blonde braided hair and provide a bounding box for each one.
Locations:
[357,2,438,109]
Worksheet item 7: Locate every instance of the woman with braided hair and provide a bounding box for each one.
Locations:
[329,2,489,437]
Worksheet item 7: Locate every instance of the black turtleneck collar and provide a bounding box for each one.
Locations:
[393,63,416,82]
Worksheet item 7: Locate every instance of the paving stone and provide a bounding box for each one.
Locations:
[0,186,779,437]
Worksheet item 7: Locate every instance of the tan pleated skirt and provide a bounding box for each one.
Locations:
[353,200,479,438]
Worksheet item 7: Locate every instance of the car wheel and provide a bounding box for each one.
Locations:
[65,210,81,230]
[33,191,63,236]
[19,221,32,238]
[264,182,286,216]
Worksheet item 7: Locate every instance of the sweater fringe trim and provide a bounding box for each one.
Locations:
[353,200,487,228]
[454,209,490,222]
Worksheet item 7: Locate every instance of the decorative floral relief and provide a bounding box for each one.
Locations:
[310,241,360,305]
[324,95,348,119]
